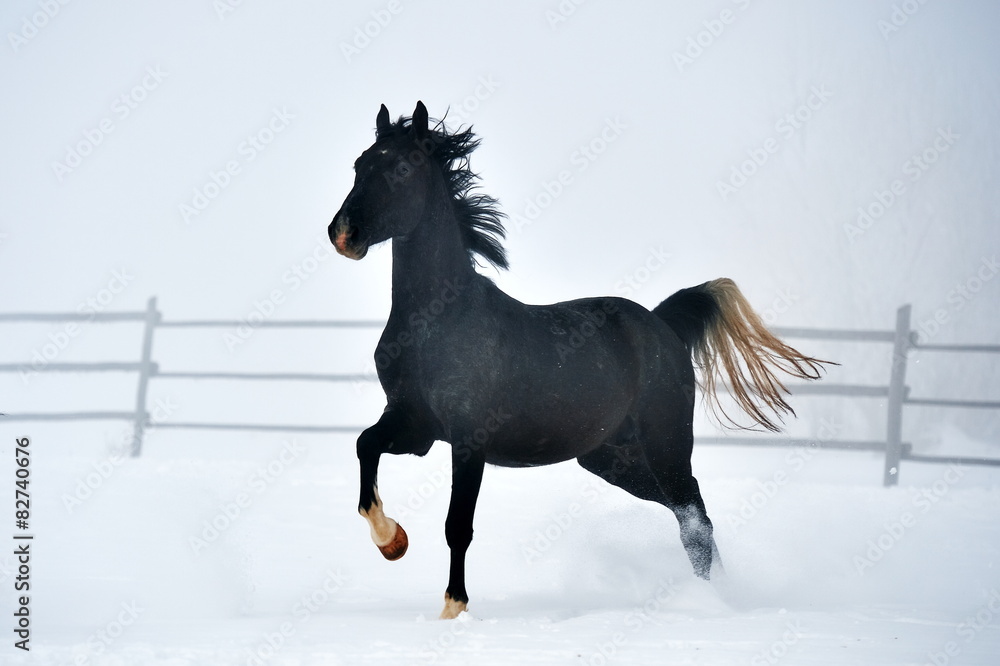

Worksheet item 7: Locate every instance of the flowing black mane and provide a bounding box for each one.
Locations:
[378,113,509,271]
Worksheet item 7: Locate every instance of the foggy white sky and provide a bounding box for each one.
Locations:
[1,1,998,442]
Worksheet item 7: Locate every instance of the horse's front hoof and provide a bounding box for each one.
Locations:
[439,593,467,620]
[378,522,408,561]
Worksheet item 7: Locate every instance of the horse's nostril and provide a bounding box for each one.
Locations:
[330,215,354,240]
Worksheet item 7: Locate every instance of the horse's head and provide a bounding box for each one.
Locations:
[329,101,438,260]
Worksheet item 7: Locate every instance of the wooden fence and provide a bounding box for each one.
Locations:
[2,298,998,485]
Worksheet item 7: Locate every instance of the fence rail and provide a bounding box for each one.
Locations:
[2,298,998,484]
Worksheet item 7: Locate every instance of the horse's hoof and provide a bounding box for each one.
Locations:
[378,522,408,561]
[439,593,467,620]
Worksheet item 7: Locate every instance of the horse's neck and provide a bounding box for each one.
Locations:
[389,199,478,315]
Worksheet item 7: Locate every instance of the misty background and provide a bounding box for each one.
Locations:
[1,2,999,663]
[2,0,997,455]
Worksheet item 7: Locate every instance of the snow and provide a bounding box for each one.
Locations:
[1,431,998,665]
[2,0,999,664]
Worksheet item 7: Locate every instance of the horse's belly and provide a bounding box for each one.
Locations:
[483,436,599,467]
[477,414,619,467]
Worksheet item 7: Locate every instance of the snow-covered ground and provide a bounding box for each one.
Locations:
[2,0,999,664]
[2,427,998,665]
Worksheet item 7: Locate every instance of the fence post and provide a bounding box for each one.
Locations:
[883,304,912,486]
[130,297,160,457]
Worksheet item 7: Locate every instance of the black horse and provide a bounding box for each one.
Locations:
[329,102,829,619]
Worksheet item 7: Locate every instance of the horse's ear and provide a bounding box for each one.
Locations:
[412,101,428,139]
[376,104,390,136]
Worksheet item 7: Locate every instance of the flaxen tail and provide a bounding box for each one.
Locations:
[653,278,832,432]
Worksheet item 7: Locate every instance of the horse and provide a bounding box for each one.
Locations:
[328,101,831,619]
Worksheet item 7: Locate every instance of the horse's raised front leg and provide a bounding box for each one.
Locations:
[440,447,486,619]
[357,409,430,561]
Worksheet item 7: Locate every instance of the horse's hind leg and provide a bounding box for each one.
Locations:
[578,437,721,580]
[647,459,721,579]
[578,441,664,504]
[640,418,722,579]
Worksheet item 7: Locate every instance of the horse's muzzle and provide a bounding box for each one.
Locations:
[330,214,368,260]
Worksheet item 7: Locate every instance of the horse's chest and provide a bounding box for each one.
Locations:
[376,326,501,398]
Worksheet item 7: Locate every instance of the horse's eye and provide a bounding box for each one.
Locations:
[397,162,412,177]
